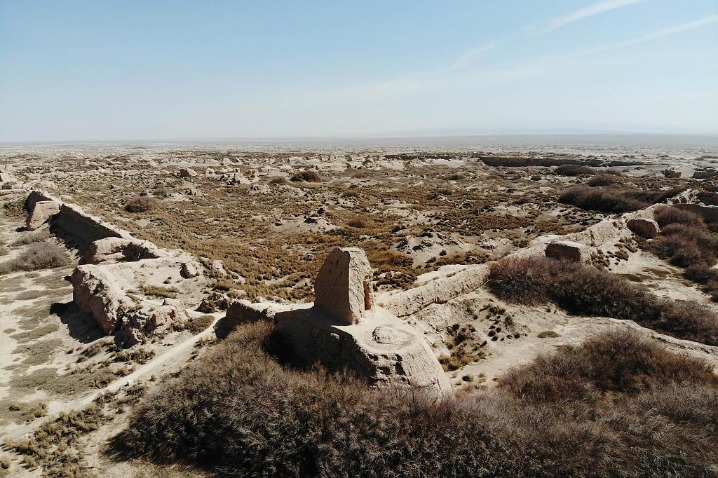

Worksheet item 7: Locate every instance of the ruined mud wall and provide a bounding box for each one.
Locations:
[52,203,131,250]
[25,190,57,212]
[382,265,490,317]
[382,206,661,318]
[26,190,134,251]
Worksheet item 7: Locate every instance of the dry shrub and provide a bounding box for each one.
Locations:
[289,170,322,182]
[554,164,594,176]
[346,218,369,229]
[587,173,622,187]
[559,185,646,212]
[646,208,718,284]
[654,206,706,229]
[185,315,214,334]
[485,257,549,305]
[125,196,159,213]
[107,323,718,477]
[268,177,287,185]
[12,229,51,246]
[488,257,718,345]
[502,331,716,402]
[0,242,70,274]
[559,185,683,213]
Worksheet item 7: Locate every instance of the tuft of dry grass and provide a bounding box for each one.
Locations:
[12,229,50,246]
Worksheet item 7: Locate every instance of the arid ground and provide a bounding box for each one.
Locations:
[1,141,718,477]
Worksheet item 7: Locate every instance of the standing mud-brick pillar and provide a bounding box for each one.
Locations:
[314,247,374,325]
[275,247,453,400]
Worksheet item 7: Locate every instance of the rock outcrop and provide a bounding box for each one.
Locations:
[275,247,452,400]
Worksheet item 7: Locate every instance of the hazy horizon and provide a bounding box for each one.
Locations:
[1,0,717,142]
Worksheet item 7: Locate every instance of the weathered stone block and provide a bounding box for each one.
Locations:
[627,218,659,239]
[545,240,591,264]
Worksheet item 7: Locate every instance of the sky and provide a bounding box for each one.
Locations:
[0,0,717,142]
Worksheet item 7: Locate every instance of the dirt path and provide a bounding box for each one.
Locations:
[1,315,221,443]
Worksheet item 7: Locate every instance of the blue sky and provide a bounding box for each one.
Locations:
[0,0,716,141]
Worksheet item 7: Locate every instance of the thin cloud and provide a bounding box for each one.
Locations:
[566,14,718,59]
[315,14,718,104]
[542,0,650,33]
[449,42,501,72]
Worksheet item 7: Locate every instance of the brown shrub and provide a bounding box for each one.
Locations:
[559,185,647,213]
[654,206,706,229]
[0,242,71,274]
[502,331,716,403]
[125,196,159,213]
[107,322,718,477]
[289,170,322,182]
[488,257,718,345]
[555,164,594,176]
[559,186,683,213]
[486,258,549,305]
[185,315,214,334]
[587,173,622,187]
[647,221,718,269]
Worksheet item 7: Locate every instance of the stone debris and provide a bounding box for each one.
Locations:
[72,257,199,346]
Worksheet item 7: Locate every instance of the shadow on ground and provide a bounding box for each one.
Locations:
[52,301,104,343]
